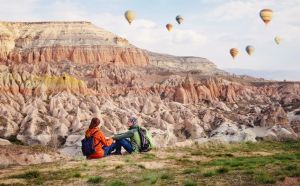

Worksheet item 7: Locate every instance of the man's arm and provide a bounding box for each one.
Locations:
[113,129,135,140]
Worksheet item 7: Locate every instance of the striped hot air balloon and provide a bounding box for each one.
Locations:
[230,48,239,59]
[246,45,255,56]
[124,10,136,24]
[166,24,173,32]
[260,9,273,25]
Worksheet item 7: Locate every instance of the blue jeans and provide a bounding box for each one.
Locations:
[103,139,133,156]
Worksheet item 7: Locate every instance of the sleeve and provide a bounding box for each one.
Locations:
[112,129,135,140]
[94,131,113,147]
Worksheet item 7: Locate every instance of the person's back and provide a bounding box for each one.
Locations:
[83,118,113,159]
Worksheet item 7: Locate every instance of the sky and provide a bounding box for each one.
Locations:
[0,0,299,80]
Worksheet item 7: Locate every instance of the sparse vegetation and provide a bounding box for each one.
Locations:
[115,164,123,169]
[73,172,81,178]
[7,136,24,145]
[142,173,159,184]
[183,168,200,174]
[106,180,127,186]
[87,176,103,184]
[1,141,299,185]
[10,170,41,179]
[160,173,172,180]
[184,180,197,186]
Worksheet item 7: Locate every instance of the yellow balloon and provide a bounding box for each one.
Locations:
[260,9,273,25]
[124,10,136,24]
[246,45,255,56]
[166,24,173,32]
[230,48,239,59]
[274,36,282,45]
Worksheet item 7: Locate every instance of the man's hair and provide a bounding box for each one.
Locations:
[128,116,138,126]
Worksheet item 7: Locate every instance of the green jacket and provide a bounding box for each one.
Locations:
[113,125,154,153]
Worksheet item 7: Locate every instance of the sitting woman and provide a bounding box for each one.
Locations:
[85,117,114,159]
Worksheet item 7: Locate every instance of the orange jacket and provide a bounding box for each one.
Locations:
[85,127,113,159]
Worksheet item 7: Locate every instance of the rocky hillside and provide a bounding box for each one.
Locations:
[148,51,227,75]
[0,21,299,160]
[0,21,148,65]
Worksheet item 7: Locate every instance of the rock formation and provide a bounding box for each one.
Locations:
[0,21,299,158]
[0,22,149,66]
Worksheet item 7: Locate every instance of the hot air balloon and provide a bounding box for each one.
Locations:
[230,48,239,59]
[274,36,282,45]
[166,24,173,32]
[124,10,136,24]
[246,45,255,56]
[176,15,184,24]
[260,9,273,25]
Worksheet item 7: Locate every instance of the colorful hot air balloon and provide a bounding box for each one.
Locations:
[176,15,184,24]
[274,36,282,45]
[230,48,239,59]
[260,9,273,25]
[124,10,136,24]
[246,45,255,56]
[166,24,173,32]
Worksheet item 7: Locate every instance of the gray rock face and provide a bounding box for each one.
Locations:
[148,51,227,74]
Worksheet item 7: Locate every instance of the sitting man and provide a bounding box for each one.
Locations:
[111,116,154,154]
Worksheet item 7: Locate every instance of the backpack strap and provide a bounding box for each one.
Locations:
[136,126,144,152]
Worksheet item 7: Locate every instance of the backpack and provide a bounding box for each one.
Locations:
[81,131,101,156]
[137,127,152,152]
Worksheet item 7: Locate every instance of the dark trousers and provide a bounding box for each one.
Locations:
[103,139,133,156]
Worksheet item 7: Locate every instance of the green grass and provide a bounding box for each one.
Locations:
[183,168,200,174]
[9,167,86,185]
[142,153,156,160]
[142,173,158,184]
[184,180,197,186]
[254,172,276,184]
[106,180,127,186]
[216,167,229,174]
[87,176,103,184]
[10,170,41,179]
[3,141,300,186]
[202,170,217,177]
[73,172,81,178]
[160,173,172,180]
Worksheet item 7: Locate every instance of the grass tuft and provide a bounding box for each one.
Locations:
[11,170,41,179]
[184,180,197,186]
[115,165,123,169]
[255,172,276,184]
[142,173,158,184]
[203,170,216,177]
[137,164,146,169]
[160,173,172,180]
[87,176,103,184]
[183,168,200,174]
[107,180,128,186]
[216,167,229,174]
[73,172,81,178]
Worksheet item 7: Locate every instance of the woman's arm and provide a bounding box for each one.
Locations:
[95,131,113,147]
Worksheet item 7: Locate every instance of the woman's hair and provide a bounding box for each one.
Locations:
[89,117,100,129]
